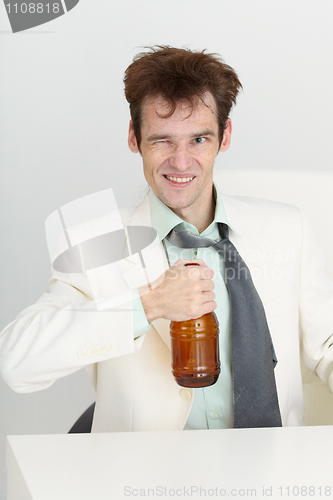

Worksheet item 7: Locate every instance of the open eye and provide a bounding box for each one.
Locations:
[194,137,206,144]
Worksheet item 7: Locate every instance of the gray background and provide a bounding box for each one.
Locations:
[1,0,333,497]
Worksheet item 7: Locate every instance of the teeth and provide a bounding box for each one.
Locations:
[166,176,194,183]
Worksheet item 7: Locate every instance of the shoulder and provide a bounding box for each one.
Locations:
[221,193,303,244]
[222,192,301,222]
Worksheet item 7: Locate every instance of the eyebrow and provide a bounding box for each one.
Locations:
[147,129,217,143]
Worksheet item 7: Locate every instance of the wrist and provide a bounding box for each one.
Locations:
[139,288,161,324]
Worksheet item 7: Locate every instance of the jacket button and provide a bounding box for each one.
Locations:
[180,390,192,401]
[77,350,88,360]
[87,347,97,357]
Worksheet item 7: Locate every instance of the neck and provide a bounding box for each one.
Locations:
[173,193,216,234]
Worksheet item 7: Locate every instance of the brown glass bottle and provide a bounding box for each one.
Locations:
[170,312,220,388]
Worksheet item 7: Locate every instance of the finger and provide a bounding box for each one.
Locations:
[199,267,214,280]
[186,266,202,279]
[191,301,217,319]
[202,291,216,302]
[185,266,214,281]
[202,280,215,292]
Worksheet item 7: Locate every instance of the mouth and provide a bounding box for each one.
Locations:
[164,175,195,185]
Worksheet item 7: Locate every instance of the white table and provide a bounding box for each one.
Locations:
[7,426,333,500]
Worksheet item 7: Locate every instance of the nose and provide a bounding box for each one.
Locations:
[169,144,193,171]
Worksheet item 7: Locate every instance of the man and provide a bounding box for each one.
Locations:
[1,46,333,431]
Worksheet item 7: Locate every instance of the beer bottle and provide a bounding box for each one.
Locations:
[170,287,220,387]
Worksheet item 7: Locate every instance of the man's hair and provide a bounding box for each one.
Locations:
[124,45,242,148]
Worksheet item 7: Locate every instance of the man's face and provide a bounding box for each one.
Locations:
[128,92,231,223]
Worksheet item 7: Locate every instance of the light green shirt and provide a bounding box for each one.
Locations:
[134,185,234,429]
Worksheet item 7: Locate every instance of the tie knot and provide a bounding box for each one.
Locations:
[166,228,214,249]
[166,222,232,250]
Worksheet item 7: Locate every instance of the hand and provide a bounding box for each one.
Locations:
[140,259,216,323]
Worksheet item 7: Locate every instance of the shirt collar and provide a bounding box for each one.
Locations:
[150,183,239,241]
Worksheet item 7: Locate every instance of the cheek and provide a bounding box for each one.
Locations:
[143,152,168,174]
[193,150,217,168]
[208,147,220,162]
[142,159,159,184]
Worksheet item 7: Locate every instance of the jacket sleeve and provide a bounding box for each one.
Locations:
[298,208,333,392]
[0,272,148,393]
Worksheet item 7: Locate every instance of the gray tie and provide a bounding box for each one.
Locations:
[166,223,282,428]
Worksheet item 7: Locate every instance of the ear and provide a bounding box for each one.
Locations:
[219,118,232,152]
[128,121,139,153]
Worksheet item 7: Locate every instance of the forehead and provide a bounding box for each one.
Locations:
[141,92,218,130]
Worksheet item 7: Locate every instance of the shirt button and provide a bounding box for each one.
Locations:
[212,413,220,420]
[96,345,106,354]
[105,343,114,352]
[180,390,192,401]
[77,350,88,360]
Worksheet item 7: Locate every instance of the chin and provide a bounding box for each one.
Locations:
[155,185,198,210]
[166,197,196,212]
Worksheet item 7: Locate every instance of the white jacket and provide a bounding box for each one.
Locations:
[1,190,333,431]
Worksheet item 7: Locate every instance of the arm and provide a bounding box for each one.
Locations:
[0,258,215,393]
[0,275,139,393]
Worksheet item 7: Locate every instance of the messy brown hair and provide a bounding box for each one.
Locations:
[124,45,242,148]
